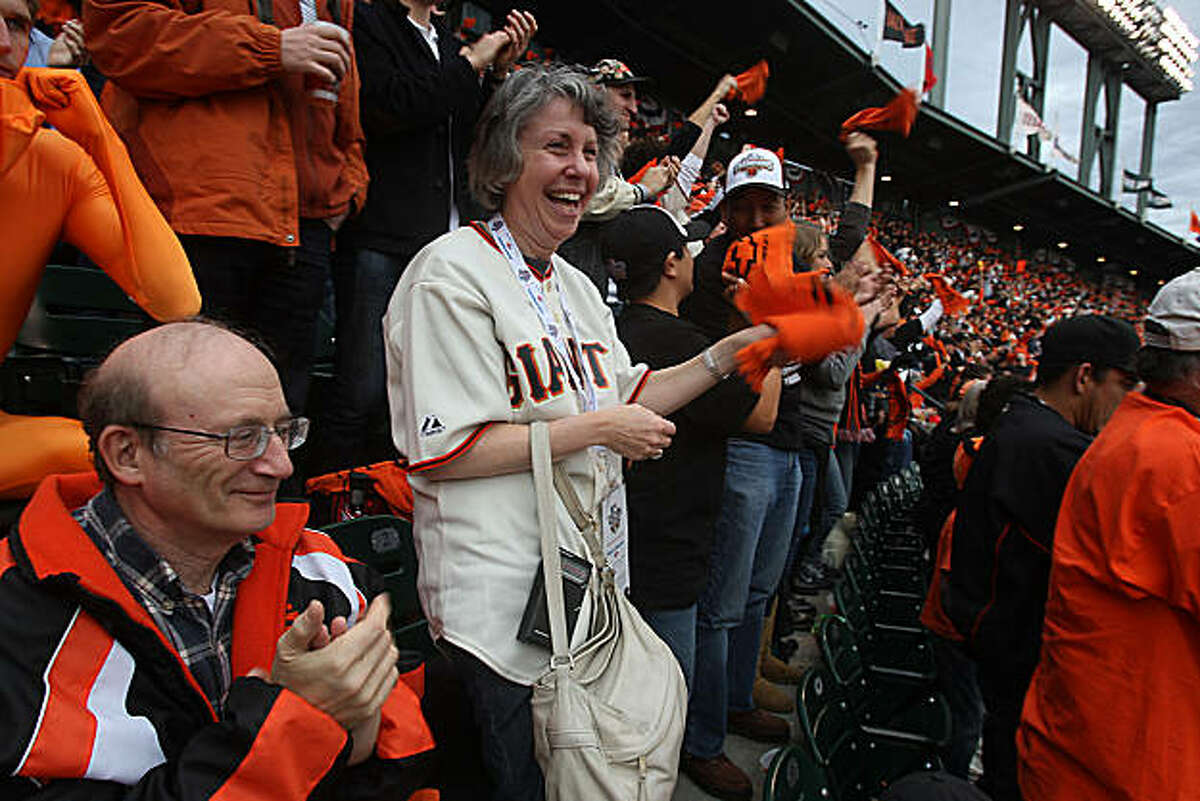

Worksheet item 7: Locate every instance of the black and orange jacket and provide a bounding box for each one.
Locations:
[862,368,909,442]
[942,393,1091,682]
[0,473,435,800]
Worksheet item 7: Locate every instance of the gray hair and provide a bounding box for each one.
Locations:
[468,64,621,212]
[1137,346,1200,389]
[78,357,161,488]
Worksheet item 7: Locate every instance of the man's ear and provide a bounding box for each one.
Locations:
[662,250,681,279]
[96,425,149,487]
[1073,363,1095,395]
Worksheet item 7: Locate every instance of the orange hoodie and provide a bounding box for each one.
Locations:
[0,69,200,498]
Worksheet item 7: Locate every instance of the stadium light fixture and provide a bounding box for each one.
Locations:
[1159,279,1166,285]
[1057,241,1069,249]
[948,200,960,207]
[1012,224,1024,232]
[744,108,758,117]
[1097,256,1107,262]
[1092,0,1198,93]
[881,175,892,182]
[1129,269,1139,276]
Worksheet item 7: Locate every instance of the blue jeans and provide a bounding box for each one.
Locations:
[640,604,697,692]
[880,429,913,479]
[783,448,820,580]
[320,246,409,470]
[442,641,545,801]
[804,447,848,564]
[686,440,801,758]
[835,441,860,504]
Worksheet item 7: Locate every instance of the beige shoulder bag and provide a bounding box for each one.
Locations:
[528,421,687,801]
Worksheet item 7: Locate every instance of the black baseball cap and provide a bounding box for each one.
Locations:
[601,206,709,285]
[1039,315,1139,373]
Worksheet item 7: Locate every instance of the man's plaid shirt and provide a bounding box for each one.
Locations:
[73,489,255,717]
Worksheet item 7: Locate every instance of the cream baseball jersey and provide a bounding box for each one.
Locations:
[384,223,651,683]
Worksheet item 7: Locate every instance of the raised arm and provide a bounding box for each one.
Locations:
[688,73,737,126]
[25,69,200,320]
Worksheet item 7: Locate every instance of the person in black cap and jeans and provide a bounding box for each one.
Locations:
[610,205,780,686]
[942,314,1140,801]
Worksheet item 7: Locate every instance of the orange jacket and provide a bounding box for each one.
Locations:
[1019,392,1200,801]
[83,0,367,246]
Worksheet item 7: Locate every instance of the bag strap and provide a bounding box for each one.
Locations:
[530,422,572,668]
[551,462,605,568]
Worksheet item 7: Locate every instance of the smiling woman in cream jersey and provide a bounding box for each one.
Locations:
[384,64,775,800]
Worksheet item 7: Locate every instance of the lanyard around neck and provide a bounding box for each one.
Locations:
[485,214,598,413]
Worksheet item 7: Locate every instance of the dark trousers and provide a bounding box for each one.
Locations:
[180,220,333,415]
[441,641,545,801]
[312,246,412,472]
[977,666,1030,801]
[932,636,984,779]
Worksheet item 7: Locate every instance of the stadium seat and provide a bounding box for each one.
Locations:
[798,662,942,801]
[15,264,152,357]
[3,265,153,418]
[762,744,832,801]
[817,615,939,726]
[319,515,430,652]
[836,563,924,631]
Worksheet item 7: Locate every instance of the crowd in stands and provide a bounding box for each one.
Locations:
[4,1,1199,800]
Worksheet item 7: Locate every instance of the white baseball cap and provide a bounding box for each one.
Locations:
[725,147,785,198]
[1146,267,1200,351]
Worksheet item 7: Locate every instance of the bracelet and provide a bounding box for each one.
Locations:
[701,347,729,381]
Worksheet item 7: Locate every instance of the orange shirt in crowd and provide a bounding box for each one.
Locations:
[0,69,199,498]
[1019,391,1200,801]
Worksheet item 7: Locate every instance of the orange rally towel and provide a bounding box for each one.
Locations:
[724,222,865,390]
[868,232,909,276]
[628,157,657,186]
[726,60,770,105]
[924,272,969,316]
[840,88,919,141]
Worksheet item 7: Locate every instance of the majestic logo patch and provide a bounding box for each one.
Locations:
[419,415,445,437]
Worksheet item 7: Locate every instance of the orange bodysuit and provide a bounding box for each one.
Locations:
[0,69,200,499]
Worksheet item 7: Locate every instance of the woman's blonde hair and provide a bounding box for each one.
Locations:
[792,220,826,269]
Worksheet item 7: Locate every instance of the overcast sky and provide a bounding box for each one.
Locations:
[810,0,1200,244]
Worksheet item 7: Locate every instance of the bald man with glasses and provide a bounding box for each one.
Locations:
[0,320,436,799]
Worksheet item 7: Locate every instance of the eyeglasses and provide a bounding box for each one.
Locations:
[131,417,310,461]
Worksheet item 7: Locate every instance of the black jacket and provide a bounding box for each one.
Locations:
[943,392,1092,682]
[341,2,490,257]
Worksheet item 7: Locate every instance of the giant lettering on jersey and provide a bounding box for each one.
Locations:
[504,338,610,408]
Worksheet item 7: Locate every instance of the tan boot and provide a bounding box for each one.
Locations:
[753,676,795,713]
[759,599,804,685]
